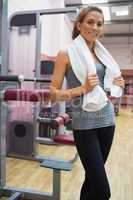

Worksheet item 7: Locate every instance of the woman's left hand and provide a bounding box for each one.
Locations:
[113,76,125,88]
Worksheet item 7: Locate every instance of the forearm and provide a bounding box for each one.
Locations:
[50,86,85,102]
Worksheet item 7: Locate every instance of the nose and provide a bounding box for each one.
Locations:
[93,23,98,30]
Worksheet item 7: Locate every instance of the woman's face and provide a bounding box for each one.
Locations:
[77,11,104,44]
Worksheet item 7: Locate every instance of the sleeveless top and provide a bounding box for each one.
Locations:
[65,63,115,130]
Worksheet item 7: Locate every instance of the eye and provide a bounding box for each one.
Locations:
[87,20,94,25]
[97,22,103,27]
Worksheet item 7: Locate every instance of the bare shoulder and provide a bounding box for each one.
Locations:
[56,50,69,65]
[51,50,70,89]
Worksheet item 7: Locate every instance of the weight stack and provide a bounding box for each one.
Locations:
[6,120,36,159]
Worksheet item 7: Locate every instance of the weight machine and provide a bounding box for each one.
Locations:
[5,7,78,162]
[0,75,78,163]
[0,2,77,199]
[0,86,73,200]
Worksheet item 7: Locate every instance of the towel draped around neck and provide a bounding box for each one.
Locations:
[67,34,122,112]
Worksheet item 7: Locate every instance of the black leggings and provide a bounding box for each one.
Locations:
[73,126,115,200]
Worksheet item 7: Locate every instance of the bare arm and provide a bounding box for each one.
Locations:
[50,50,85,101]
[50,50,99,102]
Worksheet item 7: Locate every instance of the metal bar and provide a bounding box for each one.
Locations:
[39,7,77,15]
[0,101,7,187]
[66,0,133,7]
[0,75,19,82]
[53,170,61,200]
[70,18,133,25]
[24,78,51,83]
[105,19,133,25]
[1,0,8,75]
[0,75,51,83]
[8,7,77,24]
[0,0,8,190]
[105,32,133,37]
[3,186,54,200]
[7,192,23,200]
[36,137,56,145]
[35,13,41,87]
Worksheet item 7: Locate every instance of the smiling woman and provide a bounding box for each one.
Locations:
[50,6,125,200]
[73,7,104,48]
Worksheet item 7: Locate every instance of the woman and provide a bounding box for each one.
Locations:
[50,6,124,200]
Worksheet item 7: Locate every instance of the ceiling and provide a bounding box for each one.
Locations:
[64,0,133,38]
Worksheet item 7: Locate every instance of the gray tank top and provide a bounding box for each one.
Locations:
[65,63,115,130]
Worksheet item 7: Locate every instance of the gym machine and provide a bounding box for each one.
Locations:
[0,86,72,200]
[5,7,78,161]
[0,75,78,163]
[0,3,78,199]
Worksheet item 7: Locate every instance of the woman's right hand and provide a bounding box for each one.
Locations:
[82,74,99,94]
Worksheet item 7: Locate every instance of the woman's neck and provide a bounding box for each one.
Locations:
[86,40,95,52]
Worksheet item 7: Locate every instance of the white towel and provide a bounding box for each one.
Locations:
[67,35,122,112]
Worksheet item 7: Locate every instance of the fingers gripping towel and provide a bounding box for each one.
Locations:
[67,35,122,112]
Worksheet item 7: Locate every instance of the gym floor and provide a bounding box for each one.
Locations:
[3,107,133,200]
